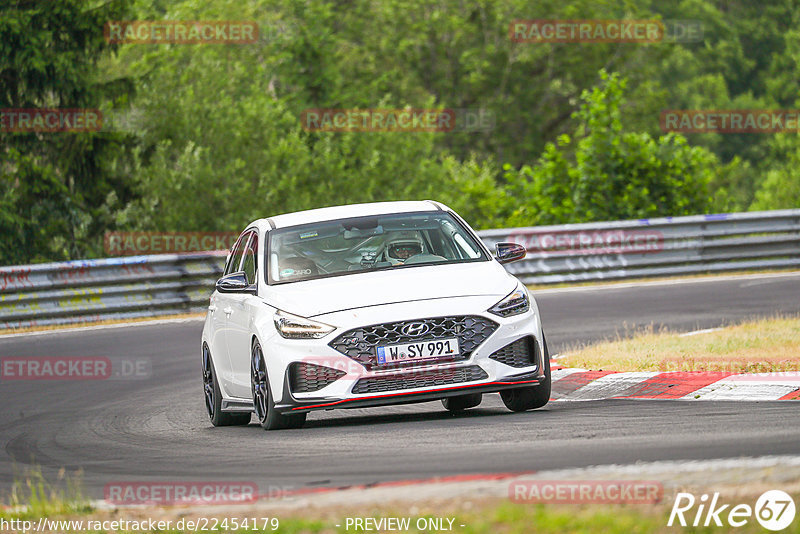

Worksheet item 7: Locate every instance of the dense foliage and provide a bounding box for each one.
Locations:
[2,0,799,263]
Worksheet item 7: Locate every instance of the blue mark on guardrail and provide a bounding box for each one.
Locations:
[104,256,152,265]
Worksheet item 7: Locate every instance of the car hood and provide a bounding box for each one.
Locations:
[265,261,517,317]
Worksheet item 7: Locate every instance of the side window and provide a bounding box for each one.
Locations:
[224,232,250,276]
[241,232,258,285]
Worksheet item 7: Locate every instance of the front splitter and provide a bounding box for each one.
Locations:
[276,372,544,414]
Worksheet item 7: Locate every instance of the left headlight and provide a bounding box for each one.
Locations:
[274,310,335,339]
[488,284,531,317]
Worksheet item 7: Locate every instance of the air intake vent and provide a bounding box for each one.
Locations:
[489,337,539,368]
[289,362,346,393]
[352,365,488,394]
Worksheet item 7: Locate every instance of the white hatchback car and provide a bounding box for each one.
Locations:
[201,201,550,430]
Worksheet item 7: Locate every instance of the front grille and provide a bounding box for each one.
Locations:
[351,365,488,394]
[329,315,498,370]
[489,337,539,368]
[289,362,346,393]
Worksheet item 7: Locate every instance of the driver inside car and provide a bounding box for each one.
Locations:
[383,233,424,265]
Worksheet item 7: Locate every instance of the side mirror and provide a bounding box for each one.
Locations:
[495,242,526,264]
[215,271,256,293]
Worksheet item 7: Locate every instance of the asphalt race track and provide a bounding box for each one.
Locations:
[1,273,799,498]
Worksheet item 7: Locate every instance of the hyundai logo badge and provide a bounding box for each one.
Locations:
[401,322,431,337]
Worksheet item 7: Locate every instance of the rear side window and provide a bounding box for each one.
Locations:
[241,232,258,285]
[224,231,251,276]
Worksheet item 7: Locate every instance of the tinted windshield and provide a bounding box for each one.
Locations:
[267,211,488,284]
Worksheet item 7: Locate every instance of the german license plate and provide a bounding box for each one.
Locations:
[376,338,460,364]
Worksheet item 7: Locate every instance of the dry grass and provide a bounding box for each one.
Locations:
[560,316,800,373]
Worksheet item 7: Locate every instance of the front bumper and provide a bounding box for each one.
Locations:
[260,295,546,412]
[275,370,542,413]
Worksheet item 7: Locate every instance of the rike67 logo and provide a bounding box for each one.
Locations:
[668,490,796,531]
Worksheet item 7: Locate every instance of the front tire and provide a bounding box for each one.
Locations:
[202,344,251,426]
[442,393,482,412]
[500,334,552,412]
[251,341,307,430]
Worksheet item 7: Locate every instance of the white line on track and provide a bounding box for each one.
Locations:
[684,382,798,401]
[529,271,800,294]
[0,316,204,339]
[562,372,659,401]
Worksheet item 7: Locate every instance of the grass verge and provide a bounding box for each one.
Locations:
[3,469,799,533]
[559,316,800,373]
[2,495,796,533]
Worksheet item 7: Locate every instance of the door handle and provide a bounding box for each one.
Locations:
[223,306,233,316]
[208,304,217,312]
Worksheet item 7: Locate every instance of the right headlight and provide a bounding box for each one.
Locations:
[273,310,335,339]
[488,285,531,317]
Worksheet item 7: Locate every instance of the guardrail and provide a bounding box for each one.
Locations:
[479,209,800,285]
[0,252,226,329]
[1,209,799,329]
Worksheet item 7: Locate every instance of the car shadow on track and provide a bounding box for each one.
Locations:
[295,404,560,430]
[198,405,558,433]
[303,408,502,429]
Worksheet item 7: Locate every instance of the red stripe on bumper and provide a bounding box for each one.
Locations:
[291,379,540,411]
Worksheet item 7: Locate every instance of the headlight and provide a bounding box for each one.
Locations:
[488,285,530,317]
[273,310,335,339]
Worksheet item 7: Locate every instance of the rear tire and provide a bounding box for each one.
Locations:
[500,333,552,412]
[442,393,482,412]
[251,341,307,431]
[203,344,251,426]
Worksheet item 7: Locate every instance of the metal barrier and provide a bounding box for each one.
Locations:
[1,209,799,329]
[0,252,226,329]
[479,209,800,285]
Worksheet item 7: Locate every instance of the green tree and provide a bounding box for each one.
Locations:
[113,0,505,232]
[751,134,800,211]
[503,71,725,226]
[0,0,136,264]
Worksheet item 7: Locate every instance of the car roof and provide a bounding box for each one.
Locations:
[251,200,449,230]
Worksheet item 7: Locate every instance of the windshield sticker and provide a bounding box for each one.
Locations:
[281,268,312,278]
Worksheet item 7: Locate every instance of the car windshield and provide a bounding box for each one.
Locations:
[267,211,488,284]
